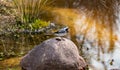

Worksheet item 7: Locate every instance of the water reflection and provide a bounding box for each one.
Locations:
[72,1,120,69]
[1,0,120,70]
[50,2,120,69]
[0,33,54,59]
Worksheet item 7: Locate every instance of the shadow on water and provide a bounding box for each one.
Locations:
[0,32,54,58]
[1,0,120,70]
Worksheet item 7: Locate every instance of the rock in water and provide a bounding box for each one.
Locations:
[20,37,87,70]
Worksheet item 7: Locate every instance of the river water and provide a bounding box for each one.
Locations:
[51,2,120,69]
[73,2,120,70]
[0,0,120,70]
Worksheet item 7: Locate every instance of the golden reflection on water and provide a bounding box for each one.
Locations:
[52,7,118,52]
[0,57,22,70]
[51,7,119,69]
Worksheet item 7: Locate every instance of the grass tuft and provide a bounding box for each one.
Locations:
[13,0,52,24]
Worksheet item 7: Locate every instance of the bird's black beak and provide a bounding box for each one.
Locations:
[66,28,69,32]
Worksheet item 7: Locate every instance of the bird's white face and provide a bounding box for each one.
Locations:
[54,32,67,37]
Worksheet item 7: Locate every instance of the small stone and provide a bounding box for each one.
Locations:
[55,37,62,41]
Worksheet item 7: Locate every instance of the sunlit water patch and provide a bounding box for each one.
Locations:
[51,7,120,70]
[74,8,120,70]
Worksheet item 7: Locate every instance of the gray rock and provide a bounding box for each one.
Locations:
[20,37,87,70]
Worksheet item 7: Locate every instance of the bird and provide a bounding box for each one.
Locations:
[54,26,69,37]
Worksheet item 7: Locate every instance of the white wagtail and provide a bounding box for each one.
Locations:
[54,26,69,37]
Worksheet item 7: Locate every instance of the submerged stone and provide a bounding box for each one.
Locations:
[20,37,87,70]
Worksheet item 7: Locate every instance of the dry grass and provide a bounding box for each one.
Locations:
[13,0,52,24]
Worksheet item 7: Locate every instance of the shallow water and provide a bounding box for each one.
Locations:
[0,57,21,70]
[1,8,120,70]
[51,7,120,70]
[0,1,120,70]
